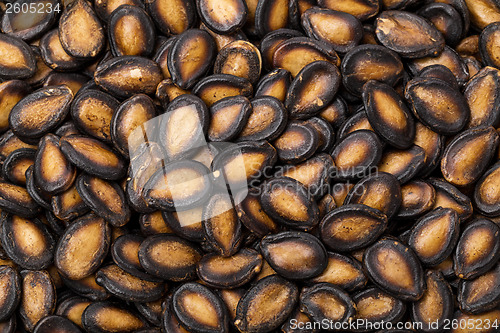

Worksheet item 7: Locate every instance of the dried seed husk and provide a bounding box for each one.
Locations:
[161,295,192,333]
[39,29,88,72]
[260,231,327,280]
[272,37,340,77]
[95,264,165,302]
[341,44,403,96]
[260,177,320,230]
[235,275,298,333]
[375,10,445,58]
[410,270,453,332]
[0,34,36,79]
[81,302,147,333]
[417,3,464,46]
[9,85,73,140]
[405,77,470,135]
[377,145,426,184]
[56,296,91,328]
[19,270,56,332]
[196,248,262,288]
[237,96,287,142]
[0,266,20,322]
[0,180,40,217]
[70,90,119,143]
[111,234,158,281]
[60,135,127,180]
[139,211,174,236]
[397,179,436,219]
[234,188,280,237]
[458,262,500,315]
[153,37,176,79]
[0,80,31,134]
[464,66,500,129]
[353,287,406,331]
[364,237,426,301]
[94,56,163,99]
[61,274,109,301]
[202,192,242,257]
[58,0,105,59]
[155,78,190,107]
[474,161,500,217]
[33,315,82,333]
[145,0,197,35]
[162,206,205,242]
[413,121,444,177]
[273,121,319,164]
[450,308,500,333]
[254,0,289,37]
[419,64,460,91]
[259,29,303,70]
[454,218,500,280]
[254,69,292,102]
[55,213,111,280]
[2,147,35,185]
[214,40,261,84]
[288,0,316,30]
[94,0,144,21]
[138,234,202,281]
[172,282,229,333]
[200,22,249,52]
[208,95,252,142]
[309,252,367,292]
[25,165,51,210]
[300,283,356,324]
[134,299,163,327]
[362,80,415,149]
[108,5,155,57]
[479,22,500,69]
[320,204,388,252]
[197,0,247,34]
[428,178,473,222]
[336,108,374,140]
[304,117,336,154]
[318,0,379,21]
[331,130,383,179]
[193,74,253,107]
[51,182,89,221]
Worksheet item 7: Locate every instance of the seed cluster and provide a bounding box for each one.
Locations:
[0,0,500,332]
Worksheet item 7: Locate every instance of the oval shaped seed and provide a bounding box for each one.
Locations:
[452,308,500,333]
[318,0,379,21]
[408,208,460,266]
[1,213,54,270]
[413,122,444,177]
[260,231,327,280]
[26,163,52,210]
[331,130,383,179]
[197,248,262,288]
[302,7,362,54]
[300,283,356,324]
[255,69,292,102]
[76,174,130,227]
[33,315,82,333]
[411,270,454,332]
[94,0,144,21]
[237,96,287,142]
[377,145,426,184]
[216,288,246,325]
[158,94,209,160]
[61,274,109,302]
[161,296,192,333]
[458,262,500,315]
[19,270,56,332]
[362,80,415,149]
[464,67,500,129]
[138,234,202,281]
[353,287,405,329]
[56,296,91,328]
[235,275,298,333]
[273,121,319,164]
[260,177,320,230]
[0,266,20,322]
[0,34,36,79]
[155,78,190,107]
[208,96,252,142]
[162,206,205,242]
[259,29,303,70]
[95,264,164,302]
[55,214,111,280]
[139,211,173,236]
[146,0,196,35]
[364,237,425,301]
[143,160,212,211]
[0,80,31,134]
[0,130,37,163]
[318,96,348,130]
[0,180,39,217]
[34,133,76,195]
[375,10,445,58]
[417,3,464,46]
[397,179,436,219]
[441,126,499,187]
[135,300,163,327]
[234,188,280,237]
[285,60,340,119]
[419,64,460,90]
[341,44,403,96]
[111,234,156,280]
[2,148,35,185]
[94,56,163,99]
[39,29,87,72]
[71,90,119,143]
[454,218,500,280]
[310,252,367,292]
[153,37,176,80]
[320,204,388,252]
[214,40,262,84]
[336,108,374,139]
[405,77,470,135]
[272,37,340,77]
[59,0,105,58]
[193,74,253,106]
[211,140,277,190]
[428,178,473,222]
[474,161,500,217]
[9,85,73,140]
[82,302,147,333]
[480,22,500,69]
[108,5,155,57]
[60,135,126,180]
[51,182,89,221]
[202,192,242,257]
[197,0,247,34]
[172,282,228,333]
